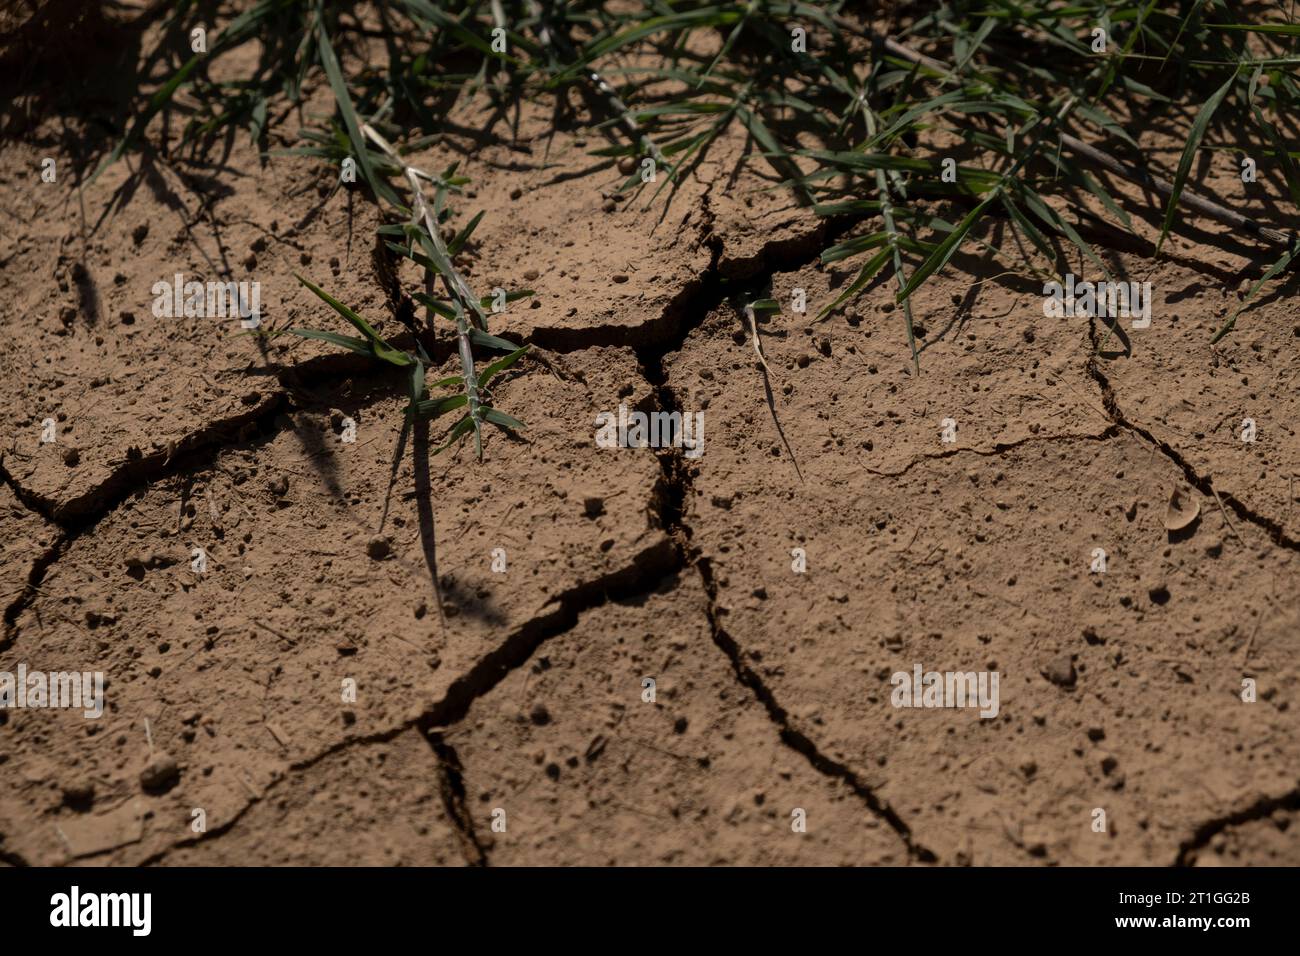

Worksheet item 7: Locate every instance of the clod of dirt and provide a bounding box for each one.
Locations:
[61,780,95,811]
[267,474,289,498]
[125,550,177,571]
[1041,654,1077,689]
[61,447,80,467]
[528,703,551,726]
[1148,583,1171,605]
[140,753,180,793]
[617,156,637,175]
[1163,487,1200,531]
[582,496,605,518]
[85,610,116,628]
[366,535,392,560]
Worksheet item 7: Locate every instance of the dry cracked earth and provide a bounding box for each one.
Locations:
[2,5,1299,869]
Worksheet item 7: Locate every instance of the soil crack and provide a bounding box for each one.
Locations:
[1086,316,1300,553]
[424,733,490,866]
[1174,785,1300,866]
[866,427,1121,479]
[0,533,67,653]
[416,537,681,734]
[134,535,682,865]
[636,325,935,863]
[0,391,290,529]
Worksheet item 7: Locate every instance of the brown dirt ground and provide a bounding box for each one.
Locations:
[1,3,1297,867]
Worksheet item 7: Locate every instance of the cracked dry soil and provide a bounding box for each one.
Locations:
[2,10,1299,869]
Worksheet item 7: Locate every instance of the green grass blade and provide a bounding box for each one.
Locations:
[448,211,485,255]
[1211,246,1296,342]
[295,274,411,366]
[816,246,892,320]
[1157,70,1236,255]
[415,394,469,419]
[1252,107,1300,207]
[479,345,529,388]
[1206,23,1300,36]
[896,193,997,304]
[316,9,401,208]
[482,407,525,432]
[433,414,477,455]
[468,328,521,352]
[412,291,458,320]
[288,328,374,354]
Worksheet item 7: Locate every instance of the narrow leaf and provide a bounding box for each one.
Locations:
[1157,71,1236,255]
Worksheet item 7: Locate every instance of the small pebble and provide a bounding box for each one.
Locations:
[1041,654,1076,688]
[140,752,180,792]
